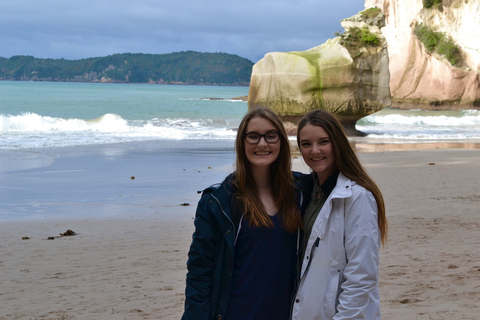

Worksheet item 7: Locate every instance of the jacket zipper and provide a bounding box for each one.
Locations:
[303,237,320,279]
[211,194,235,231]
[211,194,239,246]
[290,237,320,318]
[210,194,236,320]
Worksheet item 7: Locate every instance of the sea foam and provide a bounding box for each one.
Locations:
[356,109,480,140]
[0,112,237,149]
[1,113,128,132]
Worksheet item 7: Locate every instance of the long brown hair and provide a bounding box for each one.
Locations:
[234,107,301,233]
[296,110,388,245]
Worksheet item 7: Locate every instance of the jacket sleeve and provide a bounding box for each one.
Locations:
[334,188,381,319]
[182,193,220,320]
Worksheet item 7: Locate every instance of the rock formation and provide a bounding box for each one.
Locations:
[365,0,480,109]
[248,9,391,135]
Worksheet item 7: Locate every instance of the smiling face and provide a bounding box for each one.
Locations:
[298,123,337,183]
[244,116,281,171]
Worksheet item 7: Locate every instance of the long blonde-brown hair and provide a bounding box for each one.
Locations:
[297,110,388,245]
[234,107,301,233]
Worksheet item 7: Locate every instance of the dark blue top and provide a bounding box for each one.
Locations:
[224,213,297,320]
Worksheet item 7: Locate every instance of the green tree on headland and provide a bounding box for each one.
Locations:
[0,51,254,86]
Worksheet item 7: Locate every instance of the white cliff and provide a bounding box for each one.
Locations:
[365,0,480,108]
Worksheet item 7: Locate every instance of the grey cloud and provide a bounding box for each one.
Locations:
[0,0,365,62]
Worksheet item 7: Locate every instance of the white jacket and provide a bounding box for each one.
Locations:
[292,173,381,320]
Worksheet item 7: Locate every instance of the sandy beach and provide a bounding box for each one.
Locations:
[1,145,480,319]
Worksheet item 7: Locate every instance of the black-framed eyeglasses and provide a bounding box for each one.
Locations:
[243,131,281,144]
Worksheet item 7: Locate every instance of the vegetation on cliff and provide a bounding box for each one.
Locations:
[0,51,254,85]
[335,8,381,51]
[336,26,380,48]
[335,23,381,60]
[413,22,461,66]
[423,0,442,9]
[361,7,382,20]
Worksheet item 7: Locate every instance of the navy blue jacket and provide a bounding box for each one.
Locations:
[182,172,305,320]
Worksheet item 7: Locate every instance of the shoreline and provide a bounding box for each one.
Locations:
[289,139,480,156]
[1,139,479,222]
[350,140,480,152]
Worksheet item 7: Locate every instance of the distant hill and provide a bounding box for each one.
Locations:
[0,51,254,86]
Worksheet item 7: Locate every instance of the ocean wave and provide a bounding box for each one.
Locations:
[359,109,480,126]
[3,108,480,149]
[359,132,479,141]
[1,113,129,132]
[0,112,238,149]
[356,109,480,141]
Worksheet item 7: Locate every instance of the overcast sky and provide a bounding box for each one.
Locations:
[1,0,365,63]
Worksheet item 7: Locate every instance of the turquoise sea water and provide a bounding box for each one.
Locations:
[2,80,480,150]
[0,81,248,149]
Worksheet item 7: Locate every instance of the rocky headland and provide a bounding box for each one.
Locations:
[248,0,480,135]
[248,8,391,136]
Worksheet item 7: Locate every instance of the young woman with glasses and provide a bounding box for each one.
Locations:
[182,107,302,320]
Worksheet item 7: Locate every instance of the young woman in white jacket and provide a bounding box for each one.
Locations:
[292,110,388,320]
